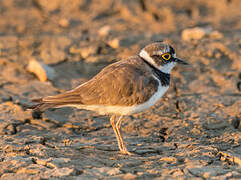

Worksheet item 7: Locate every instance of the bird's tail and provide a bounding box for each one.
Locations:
[28,91,83,113]
[28,98,61,112]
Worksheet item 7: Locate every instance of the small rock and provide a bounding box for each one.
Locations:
[182,27,223,41]
[182,27,207,41]
[137,172,143,176]
[123,173,136,180]
[98,25,111,36]
[53,167,75,177]
[48,158,71,168]
[108,38,120,49]
[160,156,177,164]
[17,167,41,175]
[59,18,69,28]
[83,167,120,177]
[106,168,121,176]
[79,46,97,58]
[210,30,223,39]
[69,46,83,55]
[34,158,51,166]
[34,0,60,12]
[27,58,57,82]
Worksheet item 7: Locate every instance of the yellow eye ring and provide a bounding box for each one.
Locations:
[161,53,171,61]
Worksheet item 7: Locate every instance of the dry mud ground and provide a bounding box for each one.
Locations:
[0,0,241,179]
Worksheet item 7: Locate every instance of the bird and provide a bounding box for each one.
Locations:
[29,41,188,155]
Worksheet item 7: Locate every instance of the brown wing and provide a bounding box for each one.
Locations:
[73,62,159,106]
[30,58,159,112]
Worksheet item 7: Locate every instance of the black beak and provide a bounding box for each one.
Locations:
[174,58,189,65]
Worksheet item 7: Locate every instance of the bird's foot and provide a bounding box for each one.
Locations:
[120,147,133,155]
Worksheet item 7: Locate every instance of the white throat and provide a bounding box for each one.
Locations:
[161,62,176,73]
[139,49,176,73]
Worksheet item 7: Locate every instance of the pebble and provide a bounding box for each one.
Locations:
[210,30,223,39]
[27,58,57,82]
[108,38,120,48]
[106,168,121,176]
[50,158,71,168]
[59,18,69,28]
[123,173,136,180]
[80,46,97,58]
[181,27,222,41]
[35,0,59,12]
[182,27,207,41]
[98,25,111,36]
[160,156,177,164]
[53,167,75,177]
[81,167,121,177]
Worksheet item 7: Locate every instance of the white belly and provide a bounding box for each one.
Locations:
[61,77,169,115]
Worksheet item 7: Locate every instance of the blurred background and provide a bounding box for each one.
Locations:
[0,0,240,88]
[0,0,240,179]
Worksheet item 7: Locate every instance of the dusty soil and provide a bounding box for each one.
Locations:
[0,0,241,179]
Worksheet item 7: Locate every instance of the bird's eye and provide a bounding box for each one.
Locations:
[161,53,171,61]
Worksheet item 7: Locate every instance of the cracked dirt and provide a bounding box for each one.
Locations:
[0,0,240,179]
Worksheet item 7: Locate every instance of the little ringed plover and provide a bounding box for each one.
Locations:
[30,41,188,155]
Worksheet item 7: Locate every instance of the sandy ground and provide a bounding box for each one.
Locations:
[0,0,241,179]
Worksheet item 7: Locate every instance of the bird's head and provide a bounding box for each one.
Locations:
[139,42,188,73]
